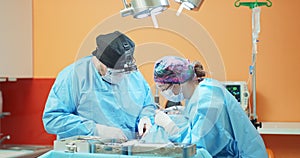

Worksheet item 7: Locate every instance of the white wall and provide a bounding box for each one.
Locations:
[0,0,32,78]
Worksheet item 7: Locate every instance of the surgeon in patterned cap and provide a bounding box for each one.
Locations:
[154,56,205,103]
[153,56,268,158]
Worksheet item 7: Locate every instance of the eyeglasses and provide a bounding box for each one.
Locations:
[109,57,137,74]
[157,84,173,92]
[107,68,127,75]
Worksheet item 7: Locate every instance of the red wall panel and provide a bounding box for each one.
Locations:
[0,79,56,145]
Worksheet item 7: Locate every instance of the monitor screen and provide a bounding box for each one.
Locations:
[225,85,241,102]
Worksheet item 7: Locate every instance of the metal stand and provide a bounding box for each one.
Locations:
[235,0,272,129]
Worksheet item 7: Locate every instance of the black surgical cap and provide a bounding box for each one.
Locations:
[92,31,135,69]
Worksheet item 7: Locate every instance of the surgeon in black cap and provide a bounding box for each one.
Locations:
[42,31,157,140]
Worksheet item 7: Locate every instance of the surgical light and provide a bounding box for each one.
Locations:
[174,0,204,16]
[120,0,170,28]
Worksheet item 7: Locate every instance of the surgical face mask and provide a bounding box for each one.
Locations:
[160,84,184,102]
[102,68,126,84]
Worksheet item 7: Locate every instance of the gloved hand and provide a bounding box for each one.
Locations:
[94,124,128,141]
[154,110,179,136]
[138,117,152,136]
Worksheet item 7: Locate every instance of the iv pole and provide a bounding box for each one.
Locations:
[234,0,272,129]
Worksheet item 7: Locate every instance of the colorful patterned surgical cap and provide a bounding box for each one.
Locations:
[154,56,195,84]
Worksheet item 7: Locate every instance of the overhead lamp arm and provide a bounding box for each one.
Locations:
[175,0,205,16]
[122,0,129,8]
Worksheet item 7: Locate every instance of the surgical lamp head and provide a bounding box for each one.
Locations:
[174,0,204,16]
[120,0,170,28]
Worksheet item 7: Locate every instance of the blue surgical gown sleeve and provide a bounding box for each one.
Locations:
[135,73,158,126]
[169,78,268,158]
[194,148,212,158]
[42,61,95,139]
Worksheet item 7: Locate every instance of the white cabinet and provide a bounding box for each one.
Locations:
[0,0,33,78]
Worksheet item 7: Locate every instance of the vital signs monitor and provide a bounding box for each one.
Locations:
[222,81,249,111]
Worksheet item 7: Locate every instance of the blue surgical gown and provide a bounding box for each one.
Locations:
[153,78,268,157]
[42,56,156,140]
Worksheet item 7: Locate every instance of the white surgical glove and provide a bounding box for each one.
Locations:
[94,124,128,141]
[138,117,152,136]
[154,110,179,135]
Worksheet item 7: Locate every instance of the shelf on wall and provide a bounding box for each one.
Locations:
[258,122,300,135]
